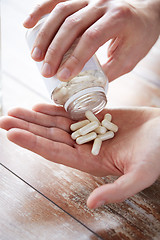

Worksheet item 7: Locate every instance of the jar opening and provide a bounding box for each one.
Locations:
[66,90,107,120]
[64,87,106,111]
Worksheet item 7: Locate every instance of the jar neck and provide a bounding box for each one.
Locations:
[66,90,107,120]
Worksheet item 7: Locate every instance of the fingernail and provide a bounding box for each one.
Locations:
[41,63,52,76]
[23,15,32,25]
[57,68,71,80]
[95,200,106,208]
[32,47,42,60]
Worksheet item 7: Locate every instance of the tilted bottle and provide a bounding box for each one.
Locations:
[26,15,108,120]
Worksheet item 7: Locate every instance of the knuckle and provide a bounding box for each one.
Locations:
[48,127,56,138]
[54,2,69,13]
[114,4,132,19]
[47,45,58,56]
[84,28,100,42]
[37,29,48,41]
[70,54,80,65]
[64,15,81,28]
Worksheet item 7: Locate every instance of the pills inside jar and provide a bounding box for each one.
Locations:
[52,70,107,106]
[70,111,118,155]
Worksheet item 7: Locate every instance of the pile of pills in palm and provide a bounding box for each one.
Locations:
[70,110,118,155]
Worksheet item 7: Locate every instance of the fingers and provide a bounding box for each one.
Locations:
[24,0,134,81]
[32,103,71,118]
[57,13,122,81]
[23,0,68,28]
[39,2,104,77]
[31,0,88,64]
[7,107,73,132]
[0,116,74,146]
[7,128,77,167]
[87,167,158,209]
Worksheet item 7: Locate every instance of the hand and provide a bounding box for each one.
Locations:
[0,104,160,208]
[23,0,160,81]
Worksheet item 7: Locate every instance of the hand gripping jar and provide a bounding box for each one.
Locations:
[26,15,108,120]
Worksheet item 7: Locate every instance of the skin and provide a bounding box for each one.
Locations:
[23,0,160,81]
[0,104,160,209]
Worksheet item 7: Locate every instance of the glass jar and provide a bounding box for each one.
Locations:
[26,15,108,120]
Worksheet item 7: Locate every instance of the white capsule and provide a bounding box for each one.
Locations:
[79,121,99,136]
[76,132,97,145]
[101,119,118,132]
[95,126,107,134]
[70,120,90,131]
[71,130,80,140]
[104,113,112,122]
[60,87,67,95]
[85,110,100,124]
[98,131,114,141]
[91,138,102,156]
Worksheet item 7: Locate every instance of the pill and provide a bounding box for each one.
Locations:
[76,132,97,145]
[104,113,112,122]
[95,126,107,134]
[91,138,102,156]
[98,131,114,141]
[101,119,118,132]
[70,111,118,156]
[70,119,90,131]
[85,110,100,124]
[79,121,99,136]
[71,130,80,140]
[60,87,67,95]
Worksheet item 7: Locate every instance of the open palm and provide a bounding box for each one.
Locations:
[0,104,160,208]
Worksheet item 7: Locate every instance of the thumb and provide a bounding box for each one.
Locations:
[87,167,158,209]
[102,40,137,82]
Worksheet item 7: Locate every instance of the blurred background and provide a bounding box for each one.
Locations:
[1,0,50,116]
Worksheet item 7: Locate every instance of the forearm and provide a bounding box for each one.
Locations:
[147,0,160,14]
[146,0,160,32]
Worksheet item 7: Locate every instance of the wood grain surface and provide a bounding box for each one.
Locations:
[0,164,101,240]
[0,129,160,240]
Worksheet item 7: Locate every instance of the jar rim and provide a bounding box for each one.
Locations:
[64,86,107,111]
[66,90,107,120]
